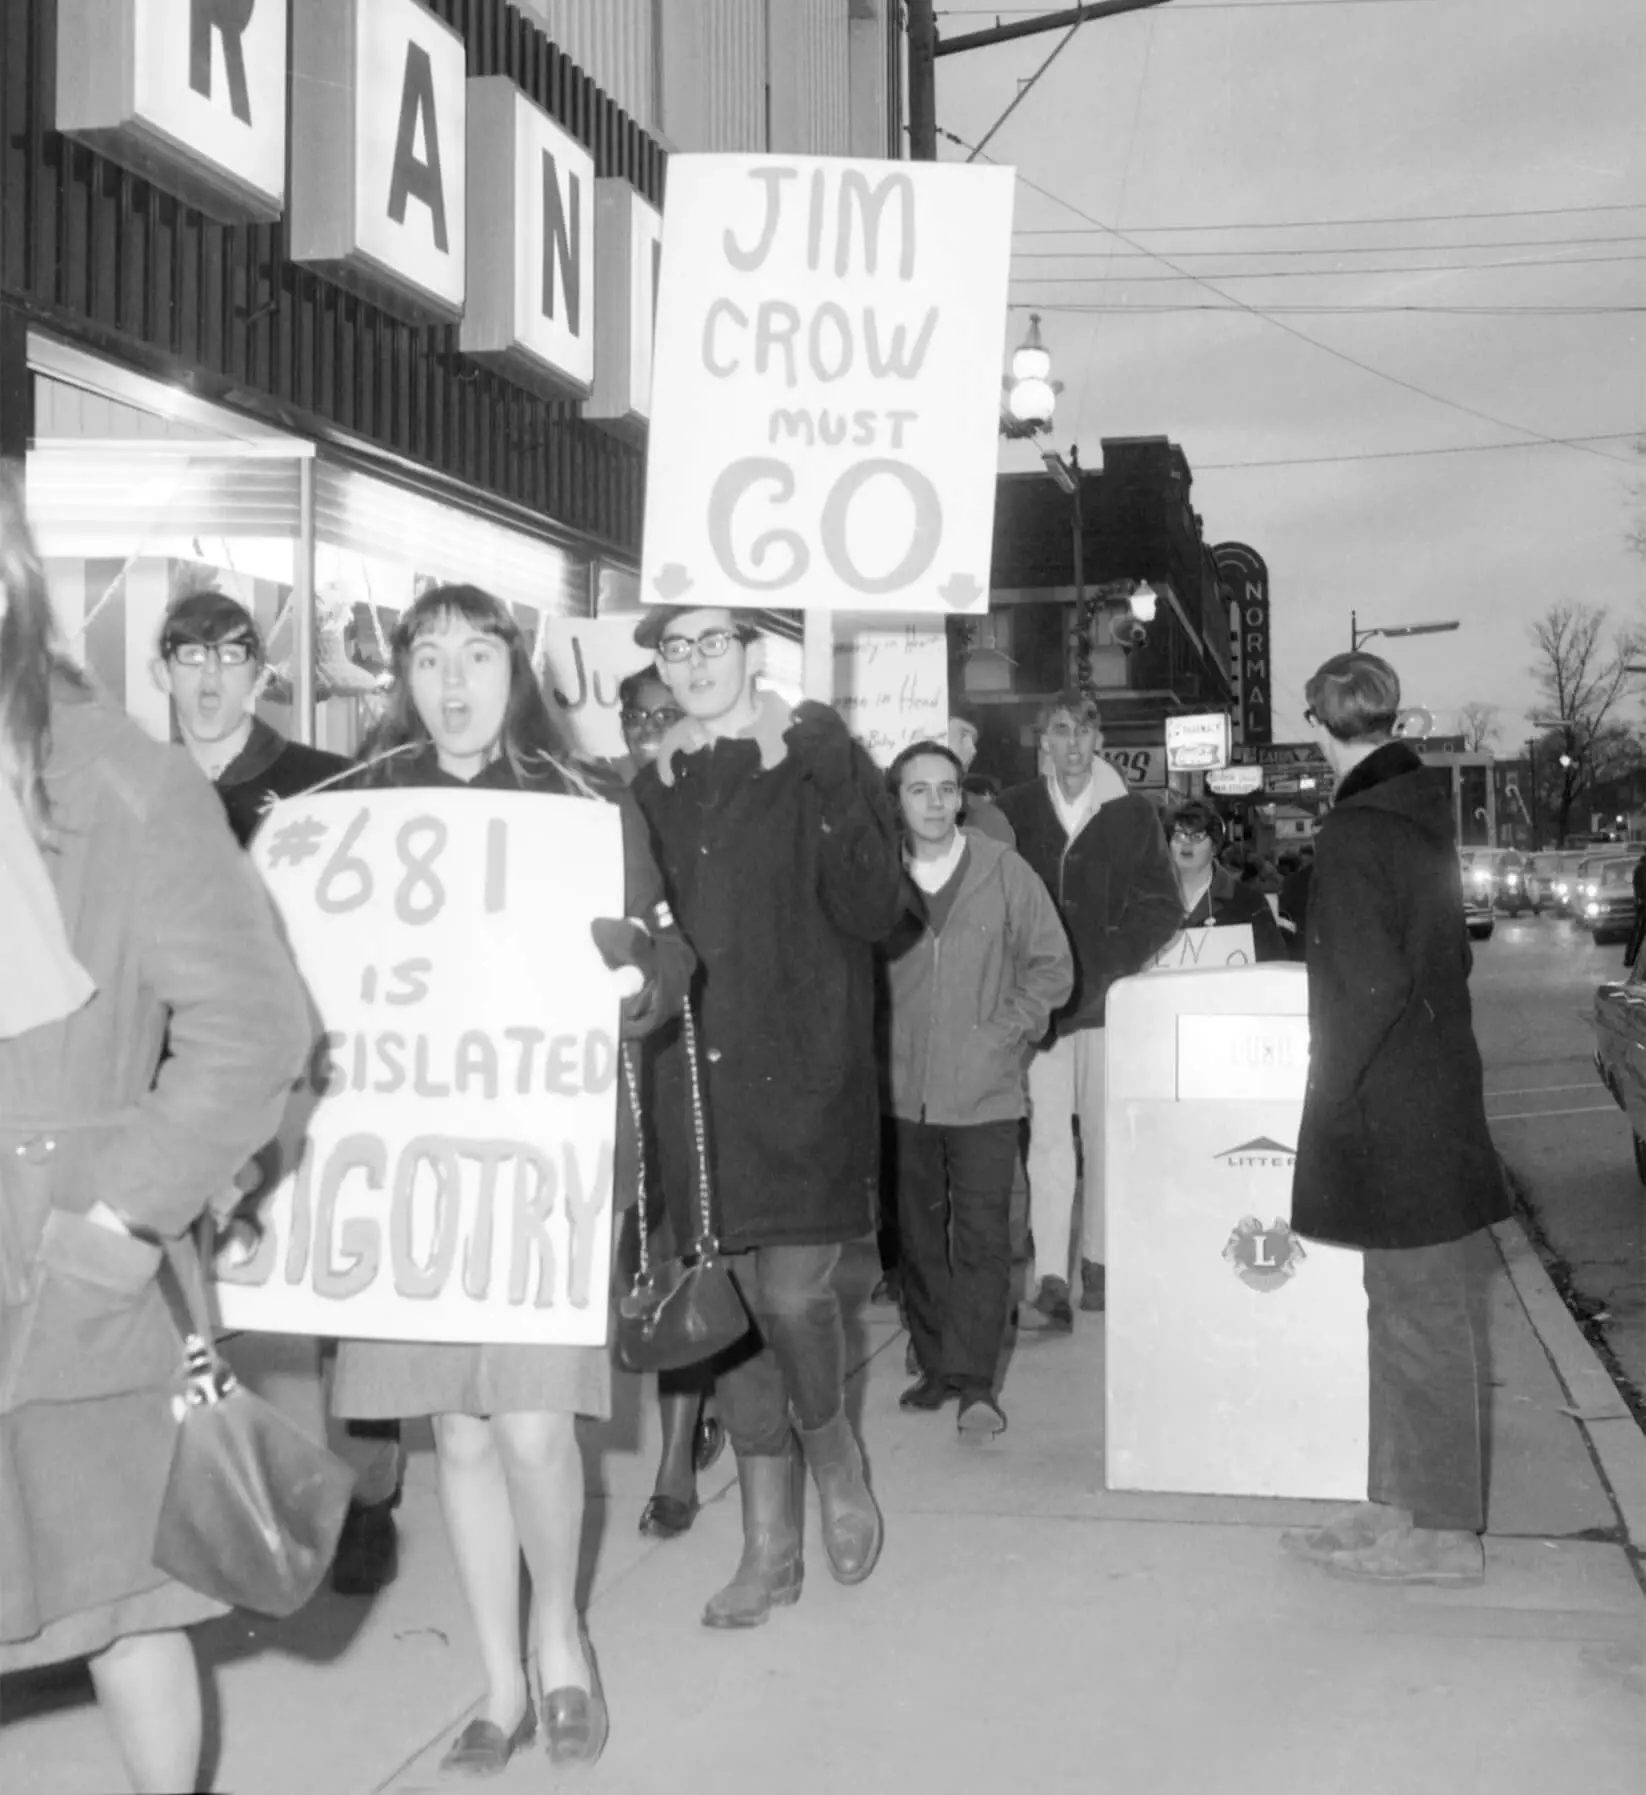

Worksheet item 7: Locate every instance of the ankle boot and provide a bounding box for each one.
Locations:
[797,1411,883,1586]
[701,1451,804,1629]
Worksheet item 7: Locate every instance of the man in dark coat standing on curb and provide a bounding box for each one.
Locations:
[155,591,403,1597]
[1282,651,1508,1588]
[632,603,905,1630]
[998,691,1182,1325]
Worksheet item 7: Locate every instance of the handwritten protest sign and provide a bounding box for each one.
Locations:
[1147,924,1256,975]
[832,616,948,767]
[642,155,1014,618]
[537,617,653,761]
[215,790,623,1346]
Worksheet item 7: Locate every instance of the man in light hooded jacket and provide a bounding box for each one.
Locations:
[881,741,1074,1435]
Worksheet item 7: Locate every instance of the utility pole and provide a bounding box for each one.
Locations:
[907,0,938,160]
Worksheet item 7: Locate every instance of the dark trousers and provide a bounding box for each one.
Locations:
[1363,1230,1493,1532]
[892,1117,1019,1395]
[715,1243,845,1458]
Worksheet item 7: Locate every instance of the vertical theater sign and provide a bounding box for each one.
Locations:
[53,0,660,416]
[1215,543,1272,749]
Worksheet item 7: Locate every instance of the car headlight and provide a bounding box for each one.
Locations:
[1505,874,1519,886]
[1555,882,1568,895]
[1587,901,1601,916]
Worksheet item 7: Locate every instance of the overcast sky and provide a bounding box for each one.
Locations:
[934,0,1644,746]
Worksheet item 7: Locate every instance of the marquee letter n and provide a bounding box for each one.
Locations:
[189,0,255,125]
[387,43,449,253]
[541,150,580,333]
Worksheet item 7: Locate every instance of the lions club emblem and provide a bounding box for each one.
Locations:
[1222,1217,1306,1294]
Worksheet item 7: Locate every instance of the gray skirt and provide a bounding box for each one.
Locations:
[331,1338,611,1421]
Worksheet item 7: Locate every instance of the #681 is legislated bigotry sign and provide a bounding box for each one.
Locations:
[642,156,1015,618]
[214,789,624,1347]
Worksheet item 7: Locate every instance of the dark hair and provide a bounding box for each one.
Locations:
[962,772,1001,799]
[0,464,90,840]
[1036,688,1102,733]
[617,667,670,712]
[887,739,965,793]
[356,584,570,785]
[1170,799,1226,847]
[158,589,263,662]
[1304,651,1400,743]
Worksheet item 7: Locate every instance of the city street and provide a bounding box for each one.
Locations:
[1472,909,1646,1416]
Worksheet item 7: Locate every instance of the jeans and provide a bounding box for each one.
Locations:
[715,1243,845,1458]
[892,1118,1018,1394]
[1025,1027,1107,1285]
[1363,1230,1493,1532]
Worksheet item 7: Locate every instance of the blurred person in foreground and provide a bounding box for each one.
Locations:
[0,469,311,1791]
[1166,799,1287,961]
[1283,651,1506,1587]
[154,588,404,1598]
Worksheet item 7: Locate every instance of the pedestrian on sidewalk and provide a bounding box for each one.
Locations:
[999,692,1181,1326]
[881,742,1073,1435]
[613,668,728,1540]
[0,471,312,1794]
[632,605,905,1629]
[1282,651,1508,1588]
[338,587,691,1774]
[154,589,404,1599]
[1166,799,1288,961]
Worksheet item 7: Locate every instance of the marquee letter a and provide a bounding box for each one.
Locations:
[387,43,449,253]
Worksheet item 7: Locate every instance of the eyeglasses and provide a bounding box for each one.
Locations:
[1171,827,1212,845]
[620,705,685,732]
[168,640,255,668]
[657,627,754,664]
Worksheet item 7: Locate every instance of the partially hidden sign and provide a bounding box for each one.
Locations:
[1147,924,1257,975]
[216,790,623,1346]
[537,618,652,762]
[642,156,1015,618]
[831,617,949,767]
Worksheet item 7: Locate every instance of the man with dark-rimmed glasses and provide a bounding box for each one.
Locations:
[630,603,904,1630]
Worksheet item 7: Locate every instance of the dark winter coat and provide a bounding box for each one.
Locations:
[216,717,350,847]
[882,832,1074,1125]
[0,687,312,1671]
[997,775,1182,1033]
[633,713,905,1251]
[1292,741,1508,1251]
[1182,863,1289,962]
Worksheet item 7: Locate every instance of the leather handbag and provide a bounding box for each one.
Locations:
[615,1003,750,1374]
[150,1229,357,1618]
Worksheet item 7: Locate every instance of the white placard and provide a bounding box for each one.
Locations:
[1165,712,1231,772]
[642,155,1015,617]
[1148,924,1256,975]
[215,789,623,1345]
[537,618,653,762]
[831,617,948,767]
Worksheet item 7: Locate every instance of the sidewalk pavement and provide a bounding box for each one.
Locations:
[3,1224,1642,1795]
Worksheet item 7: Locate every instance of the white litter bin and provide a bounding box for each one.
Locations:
[1104,964,1368,1500]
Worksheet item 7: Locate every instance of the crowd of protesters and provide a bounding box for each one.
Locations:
[0,464,1501,1788]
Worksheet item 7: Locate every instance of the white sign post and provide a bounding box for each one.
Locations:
[215,789,623,1346]
[831,616,949,766]
[642,155,1015,618]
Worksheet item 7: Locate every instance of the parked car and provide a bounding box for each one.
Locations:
[1544,849,1596,917]
[1459,849,1509,912]
[1583,855,1639,946]
[1593,965,1646,1182]
[1573,849,1638,924]
[1495,850,1535,914]
[1514,852,1557,913]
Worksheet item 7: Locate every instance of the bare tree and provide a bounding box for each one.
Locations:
[1528,601,1645,843]
[1456,702,1500,752]
[1628,436,1646,564]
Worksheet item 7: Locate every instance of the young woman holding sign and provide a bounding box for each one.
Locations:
[339,585,692,1777]
[1166,800,1287,961]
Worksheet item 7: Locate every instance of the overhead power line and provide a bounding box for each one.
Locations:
[1012,202,1646,234]
[1192,434,1644,471]
[938,126,1638,465]
[1010,302,1646,314]
[1014,234,1646,257]
[1010,252,1646,281]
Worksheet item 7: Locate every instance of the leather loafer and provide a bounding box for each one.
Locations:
[638,1491,699,1538]
[439,1703,536,1776]
[899,1373,957,1412]
[543,1641,609,1767]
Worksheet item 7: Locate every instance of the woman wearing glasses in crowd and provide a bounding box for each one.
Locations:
[611,669,729,1539]
[1166,799,1287,961]
[340,586,693,1776]
[0,471,311,1793]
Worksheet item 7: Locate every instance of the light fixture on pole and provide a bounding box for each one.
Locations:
[1001,313,1062,439]
[1349,612,1461,652]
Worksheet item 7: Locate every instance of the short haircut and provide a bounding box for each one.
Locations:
[1036,688,1102,733]
[633,605,761,653]
[1304,651,1400,743]
[1170,799,1226,847]
[617,667,667,711]
[159,590,263,662]
[887,739,965,790]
